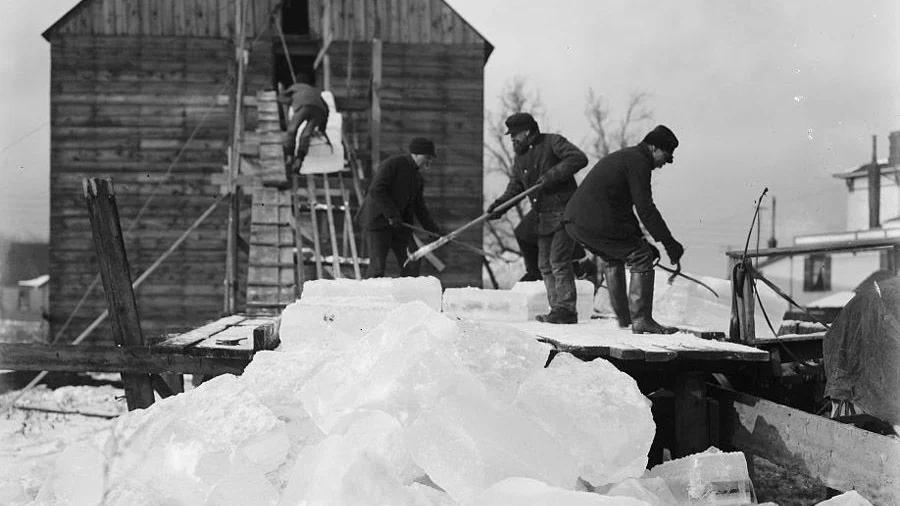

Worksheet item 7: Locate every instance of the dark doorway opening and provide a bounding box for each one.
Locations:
[282,0,310,36]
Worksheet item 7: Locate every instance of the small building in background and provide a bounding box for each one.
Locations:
[0,241,49,322]
[737,130,900,313]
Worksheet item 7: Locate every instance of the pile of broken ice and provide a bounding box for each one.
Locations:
[10,276,800,505]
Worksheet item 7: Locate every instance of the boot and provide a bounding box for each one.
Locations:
[536,307,578,324]
[604,263,631,328]
[629,270,677,334]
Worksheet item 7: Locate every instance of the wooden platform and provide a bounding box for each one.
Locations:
[511,320,769,368]
[0,315,280,377]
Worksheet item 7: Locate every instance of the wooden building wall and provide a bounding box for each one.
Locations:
[45,0,490,343]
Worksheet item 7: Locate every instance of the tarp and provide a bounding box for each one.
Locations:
[824,275,900,427]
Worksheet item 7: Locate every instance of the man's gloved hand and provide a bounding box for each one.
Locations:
[662,238,685,265]
[647,243,661,262]
[486,201,504,221]
[387,216,403,228]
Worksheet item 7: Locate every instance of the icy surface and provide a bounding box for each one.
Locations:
[463,477,651,506]
[516,353,655,486]
[647,447,754,504]
[511,281,550,319]
[278,297,394,353]
[605,476,679,505]
[34,443,105,506]
[301,276,443,310]
[442,287,529,322]
[815,490,874,506]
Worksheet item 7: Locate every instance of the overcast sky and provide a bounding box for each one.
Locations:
[1,0,898,277]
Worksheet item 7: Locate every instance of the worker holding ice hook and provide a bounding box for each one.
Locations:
[564,125,686,334]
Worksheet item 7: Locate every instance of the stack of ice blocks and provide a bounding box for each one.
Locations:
[511,280,596,321]
[441,287,529,322]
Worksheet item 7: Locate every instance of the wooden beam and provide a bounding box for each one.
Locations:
[226,0,248,314]
[673,372,710,457]
[710,385,900,504]
[83,178,155,410]
[0,343,249,376]
[370,38,382,173]
[313,33,334,71]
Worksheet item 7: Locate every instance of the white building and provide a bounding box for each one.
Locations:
[743,131,900,308]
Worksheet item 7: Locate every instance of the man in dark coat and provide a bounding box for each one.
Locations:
[488,113,588,323]
[358,137,440,278]
[564,125,685,334]
[515,208,595,285]
[279,79,329,175]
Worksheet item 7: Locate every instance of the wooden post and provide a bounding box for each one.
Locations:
[673,372,709,457]
[225,0,248,314]
[370,38,382,175]
[83,178,155,411]
[322,0,332,90]
[741,260,755,342]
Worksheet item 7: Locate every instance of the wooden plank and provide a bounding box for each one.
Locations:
[711,385,900,504]
[421,0,431,43]
[155,314,247,349]
[0,343,249,376]
[83,177,155,410]
[253,319,281,350]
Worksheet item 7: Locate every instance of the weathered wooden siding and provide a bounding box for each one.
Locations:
[329,41,484,287]
[49,35,249,344]
[309,0,484,44]
[49,0,281,39]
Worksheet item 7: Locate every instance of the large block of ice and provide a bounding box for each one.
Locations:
[654,273,788,334]
[441,287,529,322]
[239,350,334,422]
[278,297,397,353]
[301,276,443,310]
[605,476,678,505]
[300,302,462,432]
[464,477,651,506]
[406,378,579,503]
[34,443,105,506]
[815,490,874,506]
[515,353,655,486]
[646,447,755,505]
[511,281,549,319]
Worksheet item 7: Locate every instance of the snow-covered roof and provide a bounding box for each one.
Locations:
[18,274,49,288]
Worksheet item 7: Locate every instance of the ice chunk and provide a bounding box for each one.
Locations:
[408,482,457,506]
[34,443,105,506]
[278,297,397,353]
[516,353,655,486]
[300,302,462,432]
[406,377,578,503]
[575,279,596,321]
[196,449,280,506]
[451,320,550,402]
[654,273,787,335]
[605,476,678,505]
[301,276,443,310]
[647,447,755,505]
[239,350,334,422]
[815,490,875,506]
[441,287,529,322]
[464,477,651,506]
[511,281,550,320]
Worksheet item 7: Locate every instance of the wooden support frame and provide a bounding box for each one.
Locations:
[673,372,710,457]
[83,178,155,410]
[370,38,382,175]
[710,385,900,504]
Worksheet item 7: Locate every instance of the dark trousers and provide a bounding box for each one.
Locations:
[565,223,656,273]
[285,105,327,160]
[537,226,577,313]
[365,227,419,278]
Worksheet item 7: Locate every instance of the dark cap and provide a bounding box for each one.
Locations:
[408,137,436,157]
[642,125,679,161]
[505,112,539,136]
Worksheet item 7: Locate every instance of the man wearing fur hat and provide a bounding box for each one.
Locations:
[358,137,441,278]
[487,113,588,324]
[564,125,685,334]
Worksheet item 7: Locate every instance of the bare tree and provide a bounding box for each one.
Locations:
[585,89,653,158]
[483,77,545,268]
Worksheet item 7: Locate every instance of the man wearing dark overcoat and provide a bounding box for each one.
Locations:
[564,125,685,334]
[487,113,588,324]
[358,137,440,278]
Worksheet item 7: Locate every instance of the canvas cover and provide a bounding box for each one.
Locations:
[824,275,900,426]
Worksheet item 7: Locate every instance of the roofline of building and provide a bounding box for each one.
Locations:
[832,162,899,180]
[725,231,900,259]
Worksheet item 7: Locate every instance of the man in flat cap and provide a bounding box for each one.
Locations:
[358,137,441,278]
[564,125,685,334]
[487,112,588,324]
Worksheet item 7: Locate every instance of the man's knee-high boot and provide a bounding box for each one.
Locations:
[604,263,631,328]
[629,270,677,334]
